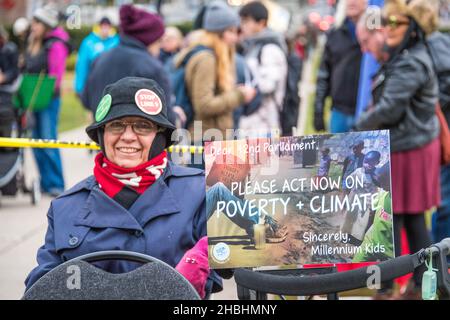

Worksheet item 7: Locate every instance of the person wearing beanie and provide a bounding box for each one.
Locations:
[26,77,222,299]
[81,4,176,125]
[173,0,256,139]
[355,0,440,300]
[74,16,119,97]
[237,0,288,136]
[24,4,71,197]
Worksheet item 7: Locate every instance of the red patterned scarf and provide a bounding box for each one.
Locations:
[94,151,168,199]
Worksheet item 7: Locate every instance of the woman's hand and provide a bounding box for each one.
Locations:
[238,85,257,104]
[175,236,210,298]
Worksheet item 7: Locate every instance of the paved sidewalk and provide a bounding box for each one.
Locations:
[0,127,94,300]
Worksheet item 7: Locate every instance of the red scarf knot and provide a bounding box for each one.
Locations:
[94,151,168,198]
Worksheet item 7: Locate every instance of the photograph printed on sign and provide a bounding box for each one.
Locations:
[205,130,394,269]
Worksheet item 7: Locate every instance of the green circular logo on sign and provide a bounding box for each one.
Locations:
[95,94,112,122]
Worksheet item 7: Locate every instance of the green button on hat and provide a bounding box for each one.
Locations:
[95,94,112,122]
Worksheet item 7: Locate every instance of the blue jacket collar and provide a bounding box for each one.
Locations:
[70,162,202,230]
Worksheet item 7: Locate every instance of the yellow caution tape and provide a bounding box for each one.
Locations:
[0,137,100,150]
[0,137,204,154]
[167,145,204,154]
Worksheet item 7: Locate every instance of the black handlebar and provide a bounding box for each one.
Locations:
[234,238,450,297]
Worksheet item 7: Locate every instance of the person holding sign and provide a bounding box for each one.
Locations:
[25,77,220,299]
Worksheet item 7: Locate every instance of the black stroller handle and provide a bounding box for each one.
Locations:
[428,238,450,256]
[234,238,450,297]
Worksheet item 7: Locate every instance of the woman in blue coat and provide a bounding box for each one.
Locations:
[25,77,220,298]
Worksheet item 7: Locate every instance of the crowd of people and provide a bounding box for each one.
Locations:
[314,0,449,299]
[0,0,449,300]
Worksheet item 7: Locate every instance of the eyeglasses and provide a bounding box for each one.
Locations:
[381,15,410,29]
[104,120,159,135]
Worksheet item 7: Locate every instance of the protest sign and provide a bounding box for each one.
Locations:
[205,131,394,269]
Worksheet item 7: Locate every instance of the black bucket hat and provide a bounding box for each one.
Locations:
[86,77,176,147]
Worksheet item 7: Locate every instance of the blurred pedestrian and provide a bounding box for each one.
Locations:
[427,21,450,255]
[0,25,20,137]
[25,5,70,196]
[74,16,119,98]
[314,0,367,133]
[173,0,256,140]
[82,4,175,125]
[238,1,287,136]
[159,26,183,66]
[356,7,390,63]
[12,17,30,70]
[355,0,441,299]
[294,24,309,60]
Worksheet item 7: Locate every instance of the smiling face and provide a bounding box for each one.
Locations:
[103,116,158,168]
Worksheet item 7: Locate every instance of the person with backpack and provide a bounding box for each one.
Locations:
[25,5,71,197]
[172,1,256,140]
[238,1,288,136]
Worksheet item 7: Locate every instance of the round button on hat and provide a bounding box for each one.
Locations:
[86,77,176,147]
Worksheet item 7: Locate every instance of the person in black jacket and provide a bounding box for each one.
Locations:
[355,0,440,299]
[82,4,175,125]
[313,0,367,133]
[0,25,20,137]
